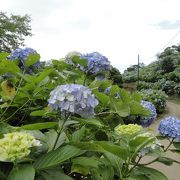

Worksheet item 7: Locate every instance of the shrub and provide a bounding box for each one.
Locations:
[139,89,168,114]
[174,84,180,96]
[161,80,176,95]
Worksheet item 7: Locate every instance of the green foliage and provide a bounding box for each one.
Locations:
[0,12,32,52]
[123,44,180,97]
[7,164,35,180]
[109,66,123,87]
[139,89,168,114]
[0,50,179,180]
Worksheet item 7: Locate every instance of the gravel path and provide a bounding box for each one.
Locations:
[142,101,180,180]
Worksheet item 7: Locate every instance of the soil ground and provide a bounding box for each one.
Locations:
[142,101,180,180]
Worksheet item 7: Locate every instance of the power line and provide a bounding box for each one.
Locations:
[143,29,180,62]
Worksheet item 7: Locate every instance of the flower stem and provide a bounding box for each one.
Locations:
[128,155,142,174]
[52,112,70,150]
[164,138,175,152]
[141,138,175,166]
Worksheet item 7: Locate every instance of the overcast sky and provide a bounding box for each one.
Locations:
[1,0,180,72]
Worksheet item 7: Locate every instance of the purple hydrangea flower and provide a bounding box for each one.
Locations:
[48,84,99,117]
[158,116,180,141]
[81,52,111,74]
[8,48,40,72]
[140,100,157,127]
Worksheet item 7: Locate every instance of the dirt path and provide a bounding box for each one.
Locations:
[142,101,180,180]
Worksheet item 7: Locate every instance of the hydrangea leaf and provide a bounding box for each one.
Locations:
[33,145,81,170]
[129,166,168,180]
[1,80,16,99]
[20,122,58,130]
[72,126,86,143]
[7,164,35,180]
[40,169,73,180]
[25,53,40,67]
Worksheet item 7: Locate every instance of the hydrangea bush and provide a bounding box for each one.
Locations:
[139,89,168,114]
[0,49,179,180]
[140,100,157,127]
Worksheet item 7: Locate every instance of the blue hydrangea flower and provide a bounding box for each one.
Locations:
[8,47,40,72]
[140,100,157,127]
[158,116,180,141]
[81,52,111,74]
[48,84,99,117]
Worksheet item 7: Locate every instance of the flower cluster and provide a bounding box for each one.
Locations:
[8,47,40,72]
[0,132,41,162]
[140,100,157,127]
[115,124,143,136]
[158,116,180,141]
[48,84,99,117]
[81,52,111,74]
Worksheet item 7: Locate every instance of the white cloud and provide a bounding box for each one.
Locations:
[1,0,180,72]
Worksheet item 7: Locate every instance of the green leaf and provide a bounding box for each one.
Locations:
[33,145,81,170]
[131,136,155,159]
[72,156,103,168]
[131,92,142,102]
[156,135,167,140]
[7,164,35,180]
[71,164,89,176]
[0,52,9,60]
[71,55,88,67]
[40,169,73,180]
[173,142,180,150]
[129,136,151,150]
[110,99,130,117]
[20,122,57,130]
[104,152,123,174]
[130,101,150,116]
[119,88,131,103]
[96,141,128,161]
[30,110,48,116]
[0,59,21,75]
[130,166,168,180]
[72,141,128,161]
[45,130,68,151]
[110,85,120,96]
[35,68,54,84]
[25,53,40,67]
[157,157,174,166]
[73,117,104,127]
[72,126,86,142]
[95,92,110,106]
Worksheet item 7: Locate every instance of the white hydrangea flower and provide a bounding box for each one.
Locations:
[0,132,41,162]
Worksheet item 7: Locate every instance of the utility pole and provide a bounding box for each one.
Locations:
[137,54,140,87]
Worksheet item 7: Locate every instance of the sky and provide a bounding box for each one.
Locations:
[1,0,180,72]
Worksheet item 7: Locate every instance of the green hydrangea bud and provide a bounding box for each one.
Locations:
[0,132,41,162]
[115,124,143,136]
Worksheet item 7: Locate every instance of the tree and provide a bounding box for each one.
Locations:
[0,12,32,52]
[109,66,123,87]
